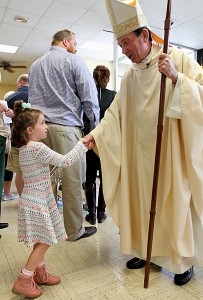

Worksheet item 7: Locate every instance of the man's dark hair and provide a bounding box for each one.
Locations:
[134,26,152,42]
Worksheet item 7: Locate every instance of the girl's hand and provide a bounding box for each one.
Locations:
[81,134,95,150]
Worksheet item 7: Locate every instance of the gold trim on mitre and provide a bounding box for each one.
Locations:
[106,0,164,44]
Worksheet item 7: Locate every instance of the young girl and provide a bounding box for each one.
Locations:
[11,100,88,298]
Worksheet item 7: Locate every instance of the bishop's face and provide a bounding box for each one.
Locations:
[118,30,151,64]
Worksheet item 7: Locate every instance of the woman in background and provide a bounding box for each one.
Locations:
[84,65,116,225]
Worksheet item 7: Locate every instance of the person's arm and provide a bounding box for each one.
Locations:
[0,103,6,113]
[34,141,88,168]
[164,49,203,119]
[74,57,100,129]
[65,140,88,166]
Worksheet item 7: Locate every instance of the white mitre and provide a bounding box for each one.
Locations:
[106,0,163,44]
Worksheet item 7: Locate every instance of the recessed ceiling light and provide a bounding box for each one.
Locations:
[0,44,18,53]
[14,15,29,23]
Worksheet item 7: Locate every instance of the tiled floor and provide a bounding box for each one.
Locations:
[1,189,203,299]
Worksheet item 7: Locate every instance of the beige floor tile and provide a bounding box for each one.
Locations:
[64,263,123,297]
[83,285,142,300]
[181,269,203,299]
[0,256,14,295]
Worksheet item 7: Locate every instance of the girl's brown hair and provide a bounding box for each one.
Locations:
[12,100,43,147]
[93,65,110,89]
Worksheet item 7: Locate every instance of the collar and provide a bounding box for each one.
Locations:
[131,44,173,71]
[140,44,153,65]
[50,46,69,54]
[17,86,29,91]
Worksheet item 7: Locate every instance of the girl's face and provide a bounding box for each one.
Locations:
[28,113,48,142]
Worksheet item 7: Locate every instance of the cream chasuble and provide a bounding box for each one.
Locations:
[91,44,203,274]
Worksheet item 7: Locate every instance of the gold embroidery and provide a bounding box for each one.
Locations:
[114,15,147,39]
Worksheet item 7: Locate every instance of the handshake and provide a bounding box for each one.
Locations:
[81,134,95,150]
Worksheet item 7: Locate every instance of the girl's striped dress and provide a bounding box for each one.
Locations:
[18,141,87,247]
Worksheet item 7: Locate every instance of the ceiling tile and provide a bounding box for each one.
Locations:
[195,14,203,24]
[172,0,203,18]
[0,23,31,39]
[35,16,73,33]
[69,24,100,40]
[0,34,24,46]
[0,6,6,21]
[3,8,42,28]
[170,31,203,49]
[141,3,166,23]
[58,0,97,9]
[91,0,108,13]
[22,39,49,52]
[172,20,203,41]
[26,28,53,43]
[76,10,109,30]
[0,0,9,7]
[8,0,53,15]
[44,2,86,22]
[141,0,189,10]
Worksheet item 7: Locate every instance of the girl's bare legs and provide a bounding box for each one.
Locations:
[28,243,61,286]
[25,243,50,271]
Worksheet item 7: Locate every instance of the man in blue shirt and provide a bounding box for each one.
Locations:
[29,29,100,241]
[6,74,29,110]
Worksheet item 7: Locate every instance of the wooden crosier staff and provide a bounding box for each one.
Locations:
[144,0,172,289]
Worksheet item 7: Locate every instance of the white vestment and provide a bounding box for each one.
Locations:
[91,44,203,274]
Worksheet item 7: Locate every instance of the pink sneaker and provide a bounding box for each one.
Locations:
[34,264,61,285]
[12,272,42,298]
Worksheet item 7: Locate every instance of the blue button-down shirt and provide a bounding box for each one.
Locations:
[6,86,29,110]
[28,46,99,129]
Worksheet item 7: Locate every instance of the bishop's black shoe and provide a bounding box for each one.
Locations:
[126,257,146,269]
[174,267,193,286]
